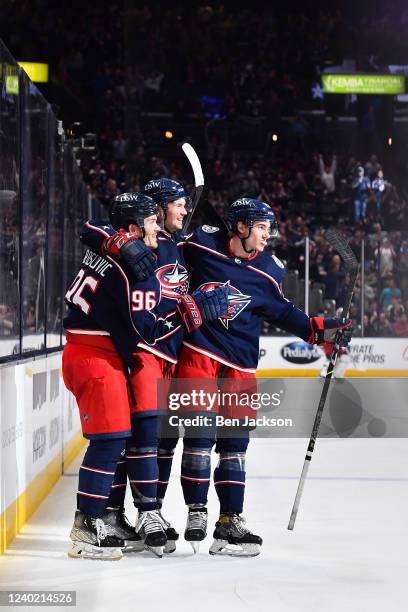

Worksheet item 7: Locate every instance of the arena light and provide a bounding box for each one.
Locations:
[388,137,393,146]
[271,134,278,142]
[18,62,49,83]
[322,73,405,95]
[165,130,174,139]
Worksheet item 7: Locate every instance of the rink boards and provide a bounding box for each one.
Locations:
[0,337,407,554]
[0,352,84,554]
[258,336,408,377]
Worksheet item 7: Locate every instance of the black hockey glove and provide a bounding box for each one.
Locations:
[103,230,157,282]
[177,286,229,333]
[308,316,353,347]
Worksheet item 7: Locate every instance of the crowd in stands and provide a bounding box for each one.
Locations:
[2,1,408,337]
[4,2,408,123]
[79,139,408,337]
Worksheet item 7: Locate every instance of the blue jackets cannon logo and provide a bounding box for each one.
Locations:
[155,261,189,299]
[281,341,321,364]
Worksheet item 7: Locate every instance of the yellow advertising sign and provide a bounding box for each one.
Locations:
[18,62,49,83]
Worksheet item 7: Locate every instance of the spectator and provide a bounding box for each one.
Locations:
[111,130,127,161]
[371,168,387,218]
[324,254,345,303]
[394,312,408,336]
[318,154,337,193]
[0,304,14,334]
[352,166,371,223]
[386,296,405,323]
[377,312,394,336]
[310,252,327,284]
[396,240,408,300]
[364,155,381,180]
[375,239,396,278]
[380,277,402,309]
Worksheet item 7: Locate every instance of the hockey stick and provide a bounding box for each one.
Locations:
[181,143,229,233]
[287,228,359,531]
[182,143,205,233]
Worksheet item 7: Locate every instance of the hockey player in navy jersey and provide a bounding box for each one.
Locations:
[63,192,228,559]
[139,178,192,550]
[105,178,192,554]
[79,181,191,554]
[168,197,353,557]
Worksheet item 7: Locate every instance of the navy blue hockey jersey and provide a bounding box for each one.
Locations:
[178,226,312,372]
[63,231,183,369]
[79,221,189,363]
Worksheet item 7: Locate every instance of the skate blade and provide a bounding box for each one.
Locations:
[164,540,176,554]
[68,542,122,561]
[209,540,261,557]
[122,540,144,553]
[189,541,200,554]
[145,545,164,558]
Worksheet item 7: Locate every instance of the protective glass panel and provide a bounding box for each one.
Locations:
[0,51,21,356]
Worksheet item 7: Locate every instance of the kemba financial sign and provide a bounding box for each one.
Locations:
[281,341,321,365]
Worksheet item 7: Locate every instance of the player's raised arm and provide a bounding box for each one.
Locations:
[259,274,352,349]
[124,274,229,347]
[81,193,158,282]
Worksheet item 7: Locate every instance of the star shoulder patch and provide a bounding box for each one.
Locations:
[272,254,285,268]
[202,225,219,233]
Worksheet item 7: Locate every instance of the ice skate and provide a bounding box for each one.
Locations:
[102,507,143,553]
[209,513,262,557]
[68,510,124,560]
[135,509,167,558]
[184,507,208,553]
[157,509,179,554]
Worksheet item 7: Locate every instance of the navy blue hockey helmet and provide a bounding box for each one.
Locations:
[142,178,192,212]
[109,192,160,232]
[227,198,279,237]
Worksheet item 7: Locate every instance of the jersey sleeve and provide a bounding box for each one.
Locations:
[80,220,114,253]
[80,220,186,344]
[259,281,312,342]
[89,251,184,347]
[126,274,182,345]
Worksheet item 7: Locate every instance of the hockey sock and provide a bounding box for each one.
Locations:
[181,436,214,506]
[77,438,126,517]
[157,416,179,505]
[157,447,175,505]
[106,449,127,509]
[214,434,249,514]
[214,452,246,514]
[127,416,159,511]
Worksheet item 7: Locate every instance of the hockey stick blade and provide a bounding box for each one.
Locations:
[182,143,204,188]
[181,142,229,233]
[325,228,358,272]
[182,143,204,233]
[288,229,359,531]
[325,228,359,318]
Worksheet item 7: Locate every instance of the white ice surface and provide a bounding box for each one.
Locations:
[1,438,407,612]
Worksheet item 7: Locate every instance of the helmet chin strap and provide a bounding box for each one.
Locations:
[138,221,146,239]
[162,203,173,234]
[240,227,255,255]
[164,219,174,234]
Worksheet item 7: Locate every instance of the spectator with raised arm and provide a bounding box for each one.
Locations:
[318,153,337,194]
